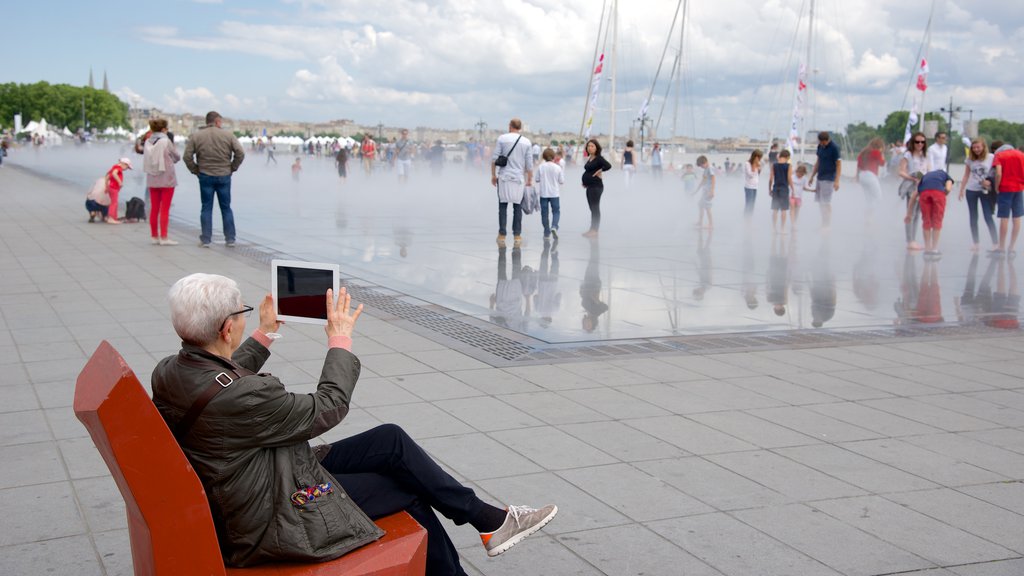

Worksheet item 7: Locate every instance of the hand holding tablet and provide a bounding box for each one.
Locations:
[271,260,340,325]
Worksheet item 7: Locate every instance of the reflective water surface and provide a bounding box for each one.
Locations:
[11,143,1020,343]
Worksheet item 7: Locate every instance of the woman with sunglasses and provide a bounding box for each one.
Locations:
[899,132,932,251]
[151,273,557,573]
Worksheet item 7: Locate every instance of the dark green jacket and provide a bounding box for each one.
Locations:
[151,338,383,567]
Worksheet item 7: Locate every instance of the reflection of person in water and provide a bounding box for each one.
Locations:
[955,254,996,324]
[894,253,920,326]
[852,239,880,311]
[393,225,412,258]
[490,247,528,329]
[533,239,562,327]
[810,242,836,328]
[989,257,1020,330]
[914,259,943,323]
[766,235,790,316]
[741,231,758,309]
[693,229,713,300]
[580,240,609,332]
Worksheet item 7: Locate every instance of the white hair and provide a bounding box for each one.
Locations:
[168,273,243,346]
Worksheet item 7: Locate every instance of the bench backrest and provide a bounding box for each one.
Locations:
[75,341,227,576]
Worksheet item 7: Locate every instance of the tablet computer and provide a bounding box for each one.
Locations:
[271,260,340,325]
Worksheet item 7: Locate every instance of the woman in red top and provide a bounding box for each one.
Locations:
[856,137,885,225]
[104,157,133,224]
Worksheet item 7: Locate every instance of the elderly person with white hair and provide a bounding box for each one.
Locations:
[151,273,556,574]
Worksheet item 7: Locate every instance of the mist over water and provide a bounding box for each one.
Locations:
[8,143,1020,343]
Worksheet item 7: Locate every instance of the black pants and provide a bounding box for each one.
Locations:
[586,185,604,231]
[321,424,481,576]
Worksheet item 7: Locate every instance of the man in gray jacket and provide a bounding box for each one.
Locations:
[184,111,245,247]
[152,274,557,574]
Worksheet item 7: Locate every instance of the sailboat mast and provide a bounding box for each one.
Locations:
[917,0,936,133]
[579,0,608,144]
[608,0,618,156]
[801,0,814,163]
[673,0,687,147]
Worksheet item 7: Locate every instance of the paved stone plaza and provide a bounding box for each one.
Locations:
[1,161,1023,575]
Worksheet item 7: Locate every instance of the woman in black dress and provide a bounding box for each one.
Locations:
[582,138,612,238]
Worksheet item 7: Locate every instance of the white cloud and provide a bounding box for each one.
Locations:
[847,50,905,88]
[122,0,1024,136]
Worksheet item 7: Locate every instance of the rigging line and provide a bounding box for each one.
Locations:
[643,0,685,121]
[826,0,859,156]
[899,0,935,116]
[579,0,610,143]
[654,49,681,135]
[767,0,808,150]
[741,0,793,133]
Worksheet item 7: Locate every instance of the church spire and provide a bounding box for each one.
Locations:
[102,70,109,92]
[88,68,94,89]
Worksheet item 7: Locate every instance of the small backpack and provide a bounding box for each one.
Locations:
[125,197,147,222]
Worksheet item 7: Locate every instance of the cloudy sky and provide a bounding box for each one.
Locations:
[6,0,1023,138]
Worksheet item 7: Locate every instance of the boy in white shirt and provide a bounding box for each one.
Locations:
[535,148,565,239]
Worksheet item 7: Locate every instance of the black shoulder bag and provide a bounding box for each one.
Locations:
[494,135,522,167]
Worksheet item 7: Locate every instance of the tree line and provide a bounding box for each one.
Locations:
[0,82,129,132]
[839,111,1024,162]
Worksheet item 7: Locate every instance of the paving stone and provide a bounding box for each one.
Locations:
[0,481,86,546]
[625,415,757,454]
[807,401,942,437]
[860,397,1005,432]
[436,396,544,432]
[733,504,935,576]
[558,523,723,576]
[497,391,606,425]
[0,441,66,489]
[559,421,686,463]
[774,443,940,493]
[708,449,866,501]
[420,433,543,480]
[887,488,1024,554]
[746,405,883,442]
[558,463,713,521]
[490,426,618,471]
[725,375,840,406]
[390,372,484,401]
[647,512,843,576]
[689,410,821,449]
[0,534,103,576]
[775,371,894,401]
[558,387,671,419]
[812,495,1016,566]
[477,472,630,535]
[840,439,1009,486]
[635,456,790,511]
[951,558,1024,576]
[901,433,1024,478]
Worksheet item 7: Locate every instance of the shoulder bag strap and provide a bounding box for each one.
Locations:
[173,353,255,439]
[506,134,522,156]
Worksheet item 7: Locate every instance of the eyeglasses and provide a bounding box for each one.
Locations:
[219,305,253,332]
[913,140,926,144]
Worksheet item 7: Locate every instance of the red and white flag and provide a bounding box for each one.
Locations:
[584,54,605,139]
[788,62,807,153]
[905,58,929,144]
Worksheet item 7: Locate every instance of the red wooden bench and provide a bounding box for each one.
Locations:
[74,340,427,576]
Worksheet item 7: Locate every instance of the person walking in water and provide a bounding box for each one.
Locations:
[959,137,997,253]
[808,131,841,229]
[899,132,931,251]
[581,138,612,238]
[695,155,715,230]
[490,118,533,248]
[621,139,636,189]
[768,149,793,233]
[742,149,763,218]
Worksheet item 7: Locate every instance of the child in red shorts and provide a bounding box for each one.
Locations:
[905,169,953,258]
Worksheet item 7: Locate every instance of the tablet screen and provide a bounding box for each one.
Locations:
[271,260,339,324]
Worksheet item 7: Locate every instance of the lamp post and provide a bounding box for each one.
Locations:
[937,96,973,171]
[474,118,487,142]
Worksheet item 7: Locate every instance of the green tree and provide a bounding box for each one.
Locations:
[878,110,947,145]
[978,119,1024,148]
[844,121,881,153]
[0,82,129,131]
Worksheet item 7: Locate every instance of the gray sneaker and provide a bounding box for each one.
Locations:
[481,504,557,557]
